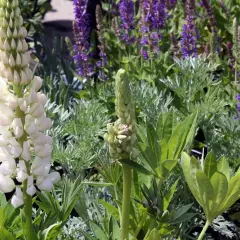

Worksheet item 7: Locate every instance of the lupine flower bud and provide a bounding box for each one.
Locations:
[105,69,137,161]
[0,0,60,207]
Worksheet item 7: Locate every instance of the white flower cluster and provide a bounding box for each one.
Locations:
[0,0,60,208]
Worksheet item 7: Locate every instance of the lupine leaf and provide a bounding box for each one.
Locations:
[119,159,152,175]
[40,222,62,240]
[217,156,230,180]
[181,152,202,205]
[90,221,108,240]
[219,174,240,213]
[210,172,228,213]
[204,151,217,179]
[0,226,15,240]
[196,171,214,218]
[163,179,179,211]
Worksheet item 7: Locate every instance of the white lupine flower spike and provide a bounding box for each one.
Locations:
[0,0,60,209]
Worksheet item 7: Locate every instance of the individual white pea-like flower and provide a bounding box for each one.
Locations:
[36,176,53,191]
[16,160,28,182]
[32,163,51,177]
[32,156,51,169]
[0,158,16,176]
[24,89,37,105]
[12,118,23,138]
[31,76,43,92]
[49,172,61,184]
[18,98,28,112]
[21,141,30,161]
[0,151,13,162]
[0,135,8,146]
[34,144,51,158]
[11,187,24,208]
[24,114,38,136]
[9,137,22,158]
[29,103,44,118]
[35,115,52,131]
[32,132,52,145]
[26,175,36,196]
[0,173,15,193]
[36,92,47,106]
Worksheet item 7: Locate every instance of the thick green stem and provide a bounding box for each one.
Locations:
[13,85,37,239]
[121,164,132,240]
[198,220,210,240]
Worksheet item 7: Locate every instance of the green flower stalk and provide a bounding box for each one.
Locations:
[105,69,136,240]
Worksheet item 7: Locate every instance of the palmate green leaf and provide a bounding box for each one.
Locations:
[217,156,230,180]
[170,213,196,225]
[156,111,174,142]
[110,217,121,240]
[219,174,240,213]
[181,152,202,205]
[0,226,15,240]
[169,204,193,222]
[90,221,108,240]
[147,122,161,162]
[204,151,217,178]
[196,171,214,217]
[144,228,162,240]
[119,159,153,175]
[163,179,179,211]
[210,172,228,213]
[98,199,120,220]
[40,222,62,240]
[168,113,198,160]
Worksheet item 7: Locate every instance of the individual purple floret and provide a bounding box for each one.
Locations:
[73,0,94,78]
[181,0,197,58]
[119,0,135,44]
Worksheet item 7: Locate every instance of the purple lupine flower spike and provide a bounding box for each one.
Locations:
[180,0,197,58]
[73,0,94,77]
[119,0,135,44]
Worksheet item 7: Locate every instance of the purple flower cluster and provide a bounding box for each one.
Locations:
[119,0,135,44]
[140,0,167,59]
[236,94,240,119]
[167,0,177,9]
[201,0,219,53]
[181,0,197,58]
[73,0,94,77]
[226,42,235,74]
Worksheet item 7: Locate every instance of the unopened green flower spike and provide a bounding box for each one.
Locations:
[105,69,137,161]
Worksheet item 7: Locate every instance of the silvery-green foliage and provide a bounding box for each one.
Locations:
[58,217,87,240]
[204,113,240,165]
[45,100,72,138]
[131,81,172,122]
[53,99,110,171]
[211,216,239,239]
[160,57,227,122]
[98,80,172,123]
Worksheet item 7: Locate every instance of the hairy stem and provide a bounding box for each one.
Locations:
[121,164,132,240]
